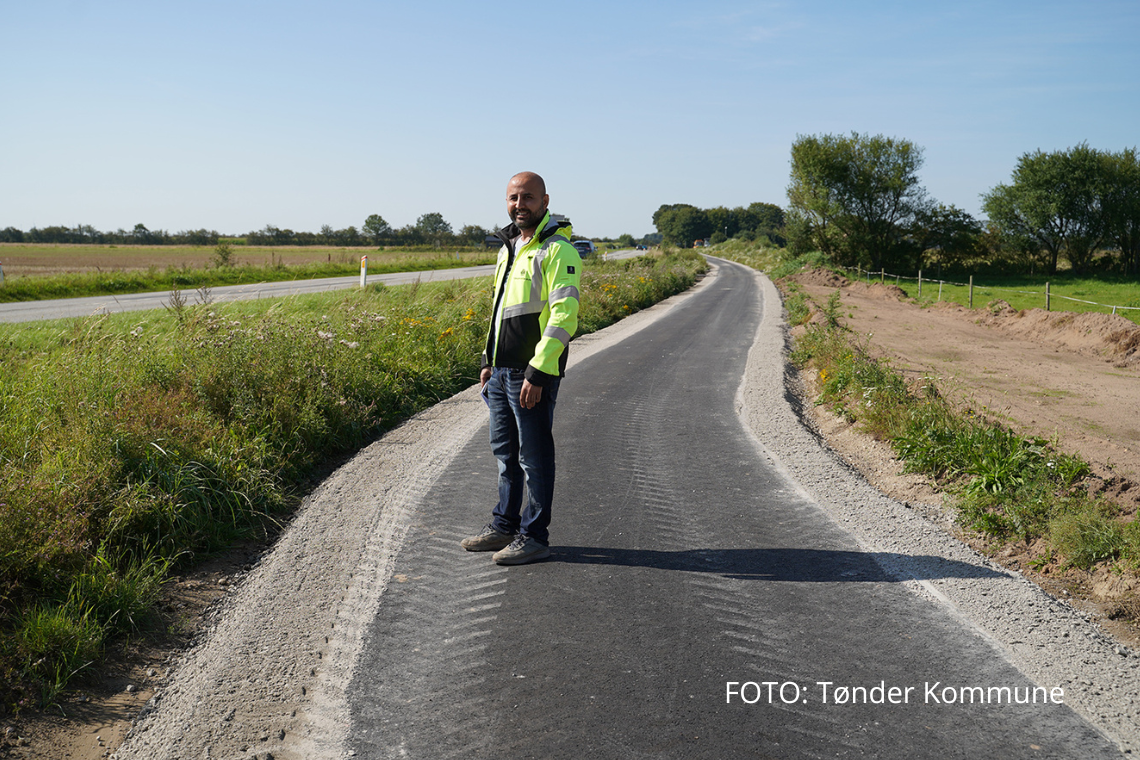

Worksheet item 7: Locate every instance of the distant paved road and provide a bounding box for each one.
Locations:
[0,250,640,324]
[0,266,495,323]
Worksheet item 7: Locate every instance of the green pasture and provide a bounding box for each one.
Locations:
[849,269,1140,324]
[0,244,497,303]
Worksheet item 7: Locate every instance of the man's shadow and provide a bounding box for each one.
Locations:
[550,546,1007,583]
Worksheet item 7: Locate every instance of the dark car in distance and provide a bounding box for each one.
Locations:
[572,240,597,257]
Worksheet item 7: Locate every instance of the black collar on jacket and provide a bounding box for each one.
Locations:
[493,213,571,258]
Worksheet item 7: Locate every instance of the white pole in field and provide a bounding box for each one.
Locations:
[360,255,368,287]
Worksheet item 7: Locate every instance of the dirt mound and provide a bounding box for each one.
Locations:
[846,280,910,301]
[789,268,918,301]
[977,307,1140,367]
[787,267,849,289]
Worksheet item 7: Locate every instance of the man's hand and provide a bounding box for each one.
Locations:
[479,367,492,389]
[520,379,543,409]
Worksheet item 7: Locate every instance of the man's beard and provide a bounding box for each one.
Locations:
[511,204,547,231]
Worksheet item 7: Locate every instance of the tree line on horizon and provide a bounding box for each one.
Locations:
[0,212,661,251]
[0,213,492,249]
[653,202,786,248]
[784,132,1140,277]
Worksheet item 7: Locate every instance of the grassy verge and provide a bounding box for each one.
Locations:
[0,247,497,303]
[713,242,1140,579]
[0,250,708,711]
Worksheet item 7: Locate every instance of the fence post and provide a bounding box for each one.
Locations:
[969,275,974,309]
[880,268,885,284]
[0,261,4,285]
[918,269,922,299]
[938,281,943,301]
[360,255,368,287]
[1045,282,1050,311]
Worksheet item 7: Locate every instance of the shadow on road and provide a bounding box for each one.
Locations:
[549,546,1007,582]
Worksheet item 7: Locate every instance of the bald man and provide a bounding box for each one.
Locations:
[461,172,583,565]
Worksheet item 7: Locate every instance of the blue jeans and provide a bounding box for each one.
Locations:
[487,367,559,546]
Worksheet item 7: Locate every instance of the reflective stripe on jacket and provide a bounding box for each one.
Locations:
[482,211,582,386]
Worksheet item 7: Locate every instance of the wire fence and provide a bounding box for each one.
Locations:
[840,265,1140,317]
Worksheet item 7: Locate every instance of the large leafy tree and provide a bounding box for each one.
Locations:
[787,132,929,271]
[981,143,1112,275]
[652,203,698,229]
[415,212,453,246]
[912,204,983,272]
[1103,148,1140,276]
[655,205,712,247]
[363,214,391,246]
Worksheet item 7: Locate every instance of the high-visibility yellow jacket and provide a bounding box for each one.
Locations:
[482,211,582,386]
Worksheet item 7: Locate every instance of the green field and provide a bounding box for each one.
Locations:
[845,268,1140,324]
[0,243,497,303]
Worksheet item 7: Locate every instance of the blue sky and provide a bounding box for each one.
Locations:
[2,1,1137,239]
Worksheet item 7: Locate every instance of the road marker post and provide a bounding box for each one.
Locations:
[360,255,368,288]
[0,261,4,285]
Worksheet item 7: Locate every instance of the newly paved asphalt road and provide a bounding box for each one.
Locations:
[345,259,1118,759]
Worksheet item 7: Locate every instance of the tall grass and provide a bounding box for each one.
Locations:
[0,250,706,709]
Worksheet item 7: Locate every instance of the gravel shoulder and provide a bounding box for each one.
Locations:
[9,262,1139,758]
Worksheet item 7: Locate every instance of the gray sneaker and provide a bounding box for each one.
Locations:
[492,536,551,565]
[461,524,515,552]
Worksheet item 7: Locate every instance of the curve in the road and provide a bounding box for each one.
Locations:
[345,259,1118,759]
[112,260,1132,760]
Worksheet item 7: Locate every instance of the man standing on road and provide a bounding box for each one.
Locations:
[461,172,582,565]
